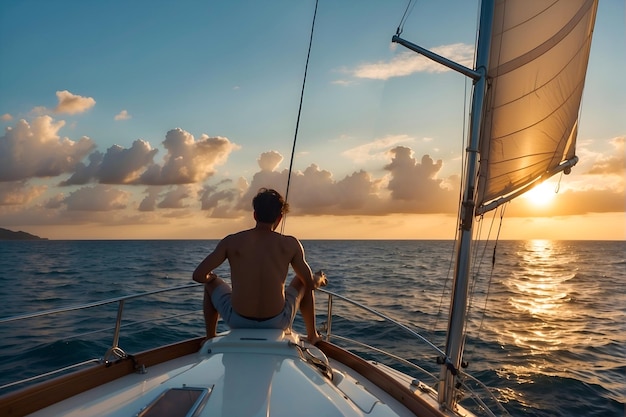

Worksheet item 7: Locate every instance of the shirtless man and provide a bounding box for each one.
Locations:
[193,188,327,343]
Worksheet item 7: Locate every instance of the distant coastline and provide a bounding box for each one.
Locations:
[0,228,47,240]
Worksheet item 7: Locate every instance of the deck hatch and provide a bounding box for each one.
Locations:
[137,386,212,417]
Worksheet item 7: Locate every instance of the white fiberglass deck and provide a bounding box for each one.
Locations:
[29,329,423,417]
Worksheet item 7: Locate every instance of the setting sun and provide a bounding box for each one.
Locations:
[524,182,557,206]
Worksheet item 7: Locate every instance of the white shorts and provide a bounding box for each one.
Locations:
[210,282,300,329]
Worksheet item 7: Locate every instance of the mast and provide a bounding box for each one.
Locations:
[394,0,495,411]
[438,0,494,410]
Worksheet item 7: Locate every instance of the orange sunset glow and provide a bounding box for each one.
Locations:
[0,1,624,241]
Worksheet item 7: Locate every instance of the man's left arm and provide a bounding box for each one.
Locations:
[289,238,314,290]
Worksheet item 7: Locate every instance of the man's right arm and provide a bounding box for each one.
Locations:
[192,238,228,283]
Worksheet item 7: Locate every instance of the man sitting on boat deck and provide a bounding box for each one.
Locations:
[193,187,327,343]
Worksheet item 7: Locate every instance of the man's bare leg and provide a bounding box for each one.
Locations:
[290,272,327,344]
[203,275,225,339]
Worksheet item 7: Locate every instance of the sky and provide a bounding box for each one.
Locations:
[0,0,624,241]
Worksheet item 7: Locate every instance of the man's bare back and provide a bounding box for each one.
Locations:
[194,227,312,319]
[223,228,304,318]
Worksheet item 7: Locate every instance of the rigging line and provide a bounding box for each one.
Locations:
[465,215,485,325]
[471,202,495,283]
[476,202,507,335]
[432,71,471,333]
[432,239,455,333]
[471,215,486,283]
[464,210,494,359]
[396,0,418,35]
[282,0,319,234]
[465,196,506,352]
[467,212,492,316]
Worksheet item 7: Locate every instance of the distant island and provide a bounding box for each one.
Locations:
[0,228,47,240]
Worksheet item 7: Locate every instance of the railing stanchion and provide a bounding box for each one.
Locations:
[112,300,124,349]
[326,293,333,342]
[103,299,128,362]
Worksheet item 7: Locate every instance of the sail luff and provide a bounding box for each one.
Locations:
[476,0,599,214]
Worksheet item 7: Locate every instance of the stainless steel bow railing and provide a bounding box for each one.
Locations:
[0,283,203,392]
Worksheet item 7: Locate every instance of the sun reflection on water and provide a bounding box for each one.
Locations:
[490,240,589,400]
[502,240,581,353]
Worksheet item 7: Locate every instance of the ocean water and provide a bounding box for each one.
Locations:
[0,239,624,416]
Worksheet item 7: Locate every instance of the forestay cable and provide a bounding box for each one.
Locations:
[282,0,319,234]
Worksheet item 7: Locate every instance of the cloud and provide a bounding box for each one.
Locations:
[1,114,12,121]
[383,146,457,212]
[232,147,451,216]
[506,188,625,217]
[59,140,158,185]
[58,128,240,187]
[0,181,46,205]
[334,170,381,210]
[288,166,383,214]
[63,185,129,211]
[586,136,625,176]
[139,187,161,212]
[114,110,131,121]
[289,164,337,209]
[139,128,240,185]
[54,90,96,115]
[346,44,474,81]
[331,79,355,86]
[60,151,104,186]
[258,151,283,171]
[157,185,193,209]
[0,119,622,231]
[44,193,65,209]
[200,181,242,218]
[99,140,158,184]
[342,135,414,164]
[0,116,96,181]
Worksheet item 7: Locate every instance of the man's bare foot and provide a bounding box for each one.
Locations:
[306,332,323,345]
[313,271,327,289]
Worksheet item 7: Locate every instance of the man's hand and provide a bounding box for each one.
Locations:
[313,271,327,289]
[206,272,217,283]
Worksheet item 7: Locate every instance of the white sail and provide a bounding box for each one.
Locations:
[476,0,598,214]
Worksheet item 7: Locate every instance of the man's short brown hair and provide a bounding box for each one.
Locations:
[252,188,289,223]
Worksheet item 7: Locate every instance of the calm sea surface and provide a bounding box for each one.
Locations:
[0,240,624,416]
